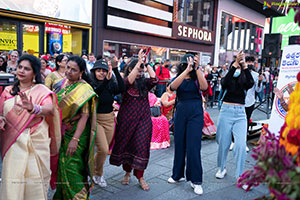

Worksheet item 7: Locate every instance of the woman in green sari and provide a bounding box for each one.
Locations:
[53,56,97,200]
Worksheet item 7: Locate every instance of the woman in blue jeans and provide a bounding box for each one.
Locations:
[168,54,208,195]
[216,51,254,188]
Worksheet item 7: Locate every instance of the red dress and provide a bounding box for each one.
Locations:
[109,77,158,171]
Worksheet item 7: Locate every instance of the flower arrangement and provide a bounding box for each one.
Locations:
[237,72,300,200]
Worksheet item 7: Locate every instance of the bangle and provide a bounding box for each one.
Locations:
[72,137,80,142]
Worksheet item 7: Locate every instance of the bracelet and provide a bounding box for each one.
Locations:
[28,104,42,115]
[72,137,80,142]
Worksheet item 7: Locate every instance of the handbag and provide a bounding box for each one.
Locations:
[150,106,161,117]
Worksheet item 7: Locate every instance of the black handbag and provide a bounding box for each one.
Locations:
[150,106,161,117]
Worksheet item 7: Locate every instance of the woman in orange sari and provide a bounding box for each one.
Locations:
[0,55,61,200]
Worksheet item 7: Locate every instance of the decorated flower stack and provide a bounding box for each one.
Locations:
[237,72,300,200]
[279,72,300,164]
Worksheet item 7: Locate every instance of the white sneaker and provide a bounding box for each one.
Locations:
[246,146,250,152]
[229,142,234,151]
[167,177,185,183]
[215,168,227,179]
[93,175,107,187]
[191,183,203,195]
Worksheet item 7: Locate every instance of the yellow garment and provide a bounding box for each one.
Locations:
[0,87,61,200]
[45,71,64,90]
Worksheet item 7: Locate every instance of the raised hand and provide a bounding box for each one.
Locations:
[186,56,194,72]
[111,56,119,69]
[107,60,113,80]
[138,49,145,63]
[287,84,294,94]
[16,92,34,112]
[274,88,283,100]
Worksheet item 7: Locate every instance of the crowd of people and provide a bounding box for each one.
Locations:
[0,48,284,199]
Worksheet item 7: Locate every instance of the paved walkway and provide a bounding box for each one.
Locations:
[1,105,271,200]
[85,106,269,200]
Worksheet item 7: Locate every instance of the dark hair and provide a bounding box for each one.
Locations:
[55,54,66,70]
[96,55,102,60]
[176,63,197,81]
[245,56,255,62]
[40,58,48,67]
[124,58,147,97]
[122,55,127,59]
[10,55,43,96]
[67,56,91,83]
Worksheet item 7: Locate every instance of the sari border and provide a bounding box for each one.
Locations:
[2,90,56,158]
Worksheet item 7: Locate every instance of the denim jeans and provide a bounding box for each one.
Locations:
[216,104,247,178]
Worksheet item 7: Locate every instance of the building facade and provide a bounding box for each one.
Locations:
[0,0,92,56]
[214,0,283,67]
[92,0,218,66]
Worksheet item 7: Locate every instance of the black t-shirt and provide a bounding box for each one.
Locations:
[211,71,219,86]
[94,68,125,113]
[222,66,254,105]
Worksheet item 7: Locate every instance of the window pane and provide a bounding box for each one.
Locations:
[177,0,214,30]
[0,21,17,52]
[23,24,39,56]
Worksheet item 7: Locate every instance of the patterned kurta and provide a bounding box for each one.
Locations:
[110,77,158,170]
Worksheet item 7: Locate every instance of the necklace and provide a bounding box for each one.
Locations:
[13,85,34,115]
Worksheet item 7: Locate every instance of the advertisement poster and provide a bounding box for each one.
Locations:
[49,33,63,55]
[0,0,92,24]
[269,45,300,135]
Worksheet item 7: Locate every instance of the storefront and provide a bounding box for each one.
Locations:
[0,0,92,56]
[93,0,217,66]
[214,0,283,66]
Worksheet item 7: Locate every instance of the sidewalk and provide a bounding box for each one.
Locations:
[1,105,270,200]
[74,106,269,200]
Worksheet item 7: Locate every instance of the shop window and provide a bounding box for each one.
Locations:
[23,24,39,57]
[0,21,17,52]
[176,0,214,30]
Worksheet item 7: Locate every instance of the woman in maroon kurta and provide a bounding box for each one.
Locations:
[110,49,158,190]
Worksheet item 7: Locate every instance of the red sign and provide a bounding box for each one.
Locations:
[172,22,215,44]
[45,23,71,34]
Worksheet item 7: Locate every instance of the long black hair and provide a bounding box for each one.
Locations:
[67,56,91,83]
[55,54,66,70]
[124,58,147,97]
[176,63,197,80]
[10,55,43,96]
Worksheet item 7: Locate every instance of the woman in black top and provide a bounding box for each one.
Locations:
[215,51,254,188]
[90,57,125,187]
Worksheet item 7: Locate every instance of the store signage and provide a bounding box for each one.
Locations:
[269,45,300,135]
[255,27,263,53]
[272,9,300,49]
[0,32,17,50]
[172,22,214,44]
[45,23,71,35]
[49,33,63,55]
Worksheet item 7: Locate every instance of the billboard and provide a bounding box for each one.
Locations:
[0,0,92,24]
[272,9,300,49]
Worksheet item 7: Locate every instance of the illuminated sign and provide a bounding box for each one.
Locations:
[172,22,214,44]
